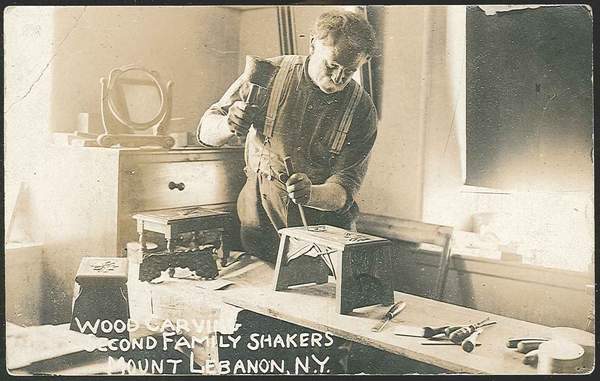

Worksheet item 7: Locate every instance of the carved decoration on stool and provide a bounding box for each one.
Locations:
[138,246,219,282]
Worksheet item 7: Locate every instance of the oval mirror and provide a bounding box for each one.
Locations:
[107,67,165,130]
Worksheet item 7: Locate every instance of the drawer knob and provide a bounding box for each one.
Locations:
[168,181,185,191]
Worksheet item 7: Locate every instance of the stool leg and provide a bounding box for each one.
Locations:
[190,231,198,249]
[137,221,147,253]
[166,227,176,277]
[337,249,354,315]
[220,229,230,267]
[378,245,395,306]
[166,238,175,253]
[273,235,290,291]
[165,226,175,253]
[139,233,148,253]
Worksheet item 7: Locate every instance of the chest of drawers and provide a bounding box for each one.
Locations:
[117,148,245,253]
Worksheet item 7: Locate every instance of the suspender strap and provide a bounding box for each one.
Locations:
[263,55,363,154]
[263,56,303,138]
[329,82,363,155]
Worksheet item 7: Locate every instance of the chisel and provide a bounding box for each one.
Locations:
[421,341,482,347]
[394,325,450,338]
[283,156,308,228]
[371,301,407,332]
[506,337,550,349]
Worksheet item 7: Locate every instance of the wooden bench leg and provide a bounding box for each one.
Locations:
[433,237,452,300]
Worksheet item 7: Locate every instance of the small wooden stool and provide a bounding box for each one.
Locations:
[133,206,232,266]
[70,257,130,340]
[273,225,395,315]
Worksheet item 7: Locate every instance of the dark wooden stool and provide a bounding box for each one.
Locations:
[69,257,130,340]
[273,225,395,315]
[133,206,233,266]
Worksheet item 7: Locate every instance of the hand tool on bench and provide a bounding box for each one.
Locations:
[394,325,451,338]
[523,349,540,365]
[516,340,549,354]
[448,317,497,344]
[420,341,482,347]
[371,301,407,332]
[506,337,550,349]
[444,325,465,337]
[461,328,483,353]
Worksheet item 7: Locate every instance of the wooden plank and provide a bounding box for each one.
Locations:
[357,213,453,248]
[132,206,230,224]
[404,246,593,290]
[120,146,244,164]
[279,225,388,251]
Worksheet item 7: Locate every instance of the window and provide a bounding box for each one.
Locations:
[465,5,593,192]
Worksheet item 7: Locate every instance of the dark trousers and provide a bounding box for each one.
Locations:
[237,171,354,262]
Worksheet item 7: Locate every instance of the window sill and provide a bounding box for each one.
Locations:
[460,184,510,194]
[408,244,593,291]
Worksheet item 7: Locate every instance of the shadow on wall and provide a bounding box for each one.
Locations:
[365,5,385,118]
[358,6,429,221]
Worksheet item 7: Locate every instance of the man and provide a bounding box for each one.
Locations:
[198,11,384,373]
[198,10,377,263]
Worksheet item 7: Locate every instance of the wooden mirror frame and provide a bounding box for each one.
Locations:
[97,65,175,148]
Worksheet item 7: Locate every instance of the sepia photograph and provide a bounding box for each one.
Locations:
[3,3,595,376]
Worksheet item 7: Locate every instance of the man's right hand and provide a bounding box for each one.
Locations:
[227,101,260,136]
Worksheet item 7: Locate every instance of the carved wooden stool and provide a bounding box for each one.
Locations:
[133,206,232,268]
[70,257,130,340]
[273,225,395,315]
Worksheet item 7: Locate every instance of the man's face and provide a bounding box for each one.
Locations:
[308,34,369,94]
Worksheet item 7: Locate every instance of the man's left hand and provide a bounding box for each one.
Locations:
[286,173,312,205]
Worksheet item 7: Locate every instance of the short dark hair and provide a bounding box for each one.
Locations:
[313,10,376,57]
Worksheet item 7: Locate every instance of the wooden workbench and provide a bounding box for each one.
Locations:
[128,254,594,375]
